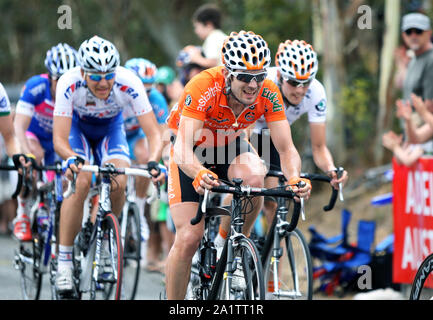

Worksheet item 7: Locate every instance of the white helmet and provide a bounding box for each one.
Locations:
[78,36,120,73]
[222,31,271,71]
[275,40,318,82]
[44,43,79,77]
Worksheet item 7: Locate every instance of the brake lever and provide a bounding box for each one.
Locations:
[337,167,344,202]
[297,181,306,221]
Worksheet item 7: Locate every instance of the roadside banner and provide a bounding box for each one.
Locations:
[393,157,433,287]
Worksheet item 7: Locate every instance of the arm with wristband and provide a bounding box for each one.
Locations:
[268,119,311,200]
[173,116,219,194]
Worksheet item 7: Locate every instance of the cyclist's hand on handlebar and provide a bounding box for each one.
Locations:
[147,161,166,184]
[192,168,219,195]
[62,155,85,180]
[327,168,348,190]
[288,177,311,202]
[12,153,36,175]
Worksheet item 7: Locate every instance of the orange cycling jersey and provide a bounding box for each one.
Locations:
[167,66,287,147]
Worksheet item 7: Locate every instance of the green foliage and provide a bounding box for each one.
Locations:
[340,77,377,159]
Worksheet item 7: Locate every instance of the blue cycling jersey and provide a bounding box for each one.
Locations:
[15,74,54,140]
[123,87,169,134]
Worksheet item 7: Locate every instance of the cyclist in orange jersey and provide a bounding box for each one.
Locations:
[165,31,311,300]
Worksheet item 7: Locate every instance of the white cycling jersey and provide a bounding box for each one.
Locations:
[0,82,11,116]
[254,67,327,133]
[54,66,152,121]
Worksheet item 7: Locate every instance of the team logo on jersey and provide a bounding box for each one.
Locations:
[244,111,255,122]
[0,97,7,110]
[185,94,192,106]
[315,99,326,112]
[261,88,283,112]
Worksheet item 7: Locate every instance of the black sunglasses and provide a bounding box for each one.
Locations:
[405,28,424,36]
[230,71,267,83]
[285,78,312,88]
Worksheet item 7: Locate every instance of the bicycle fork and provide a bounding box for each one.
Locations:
[270,210,302,299]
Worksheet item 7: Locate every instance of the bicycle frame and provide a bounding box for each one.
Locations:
[190,178,302,300]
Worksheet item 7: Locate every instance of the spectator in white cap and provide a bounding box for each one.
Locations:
[401,12,432,54]
[395,12,433,157]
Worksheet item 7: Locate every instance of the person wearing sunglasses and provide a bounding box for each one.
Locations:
[165,30,311,300]
[124,57,171,271]
[251,39,348,227]
[12,43,78,242]
[52,36,164,297]
[396,12,433,152]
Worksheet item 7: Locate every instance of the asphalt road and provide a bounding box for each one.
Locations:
[0,236,166,300]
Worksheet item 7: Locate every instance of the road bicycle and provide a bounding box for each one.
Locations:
[259,169,339,300]
[119,164,161,300]
[409,253,433,300]
[1,161,64,300]
[55,163,159,300]
[186,177,303,300]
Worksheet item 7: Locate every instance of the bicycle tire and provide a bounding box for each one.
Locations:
[409,253,433,300]
[16,212,43,300]
[121,203,141,300]
[93,213,124,300]
[217,237,265,300]
[263,228,313,300]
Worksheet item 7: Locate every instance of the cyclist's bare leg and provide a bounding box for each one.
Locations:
[166,202,204,300]
[218,152,266,237]
[59,167,92,246]
[263,176,278,227]
[103,158,129,217]
[26,136,45,165]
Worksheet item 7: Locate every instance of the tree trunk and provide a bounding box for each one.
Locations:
[374,0,400,164]
[319,0,347,164]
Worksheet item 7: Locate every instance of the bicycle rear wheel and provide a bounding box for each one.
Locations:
[94,213,124,300]
[264,228,313,300]
[410,253,433,300]
[218,237,265,300]
[121,203,141,300]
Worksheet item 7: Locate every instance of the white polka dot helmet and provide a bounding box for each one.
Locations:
[78,35,120,73]
[222,31,271,71]
[275,39,318,82]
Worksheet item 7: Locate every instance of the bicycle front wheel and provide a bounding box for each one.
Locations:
[264,228,313,300]
[218,237,265,300]
[410,253,433,300]
[14,214,43,300]
[121,203,141,300]
[94,213,124,300]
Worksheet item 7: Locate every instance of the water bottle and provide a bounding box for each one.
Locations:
[37,205,49,235]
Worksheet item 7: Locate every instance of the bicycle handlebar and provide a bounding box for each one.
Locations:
[63,164,167,200]
[190,183,301,230]
[266,169,340,212]
[300,172,339,211]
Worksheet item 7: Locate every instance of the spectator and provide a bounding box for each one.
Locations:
[155,66,183,108]
[382,130,424,166]
[182,4,227,68]
[396,12,433,149]
[176,46,207,86]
